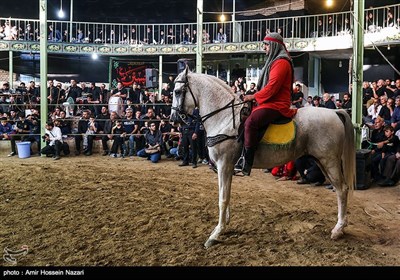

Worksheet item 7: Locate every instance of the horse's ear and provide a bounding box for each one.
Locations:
[184,64,190,75]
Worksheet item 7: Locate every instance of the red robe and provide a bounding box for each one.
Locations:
[253,59,297,118]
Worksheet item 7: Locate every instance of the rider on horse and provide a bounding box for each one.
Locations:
[235,32,297,176]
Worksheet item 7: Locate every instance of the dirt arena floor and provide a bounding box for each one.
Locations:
[0,155,399,266]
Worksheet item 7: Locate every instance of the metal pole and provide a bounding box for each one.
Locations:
[196,0,203,73]
[352,0,364,149]
[69,0,73,42]
[39,0,48,140]
[158,55,163,99]
[8,51,13,88]
[232,0,236,42]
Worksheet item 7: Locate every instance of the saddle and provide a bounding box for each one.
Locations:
[260,119,296,146]
[237,111,296,147]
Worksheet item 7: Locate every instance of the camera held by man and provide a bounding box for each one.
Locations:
[42,133,50,142]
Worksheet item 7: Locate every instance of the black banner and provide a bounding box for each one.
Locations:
[110,60,154,89]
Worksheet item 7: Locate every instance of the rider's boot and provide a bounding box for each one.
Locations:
[242,147,256,176]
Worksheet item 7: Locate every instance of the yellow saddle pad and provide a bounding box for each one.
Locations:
[261,120,296,146]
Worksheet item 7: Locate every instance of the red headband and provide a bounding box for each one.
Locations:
[263,36,285,46]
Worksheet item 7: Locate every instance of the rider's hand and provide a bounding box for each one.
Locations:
[243,94,255,102]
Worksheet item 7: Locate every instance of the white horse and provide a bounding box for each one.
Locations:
[170,66,356,248]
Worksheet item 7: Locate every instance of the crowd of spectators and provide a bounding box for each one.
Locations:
[288,78,400,188]
[0,5,399,44]
[2,76,400,188]
[0,78,212,172]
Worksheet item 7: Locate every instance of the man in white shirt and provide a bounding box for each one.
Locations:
[40,121,63,160]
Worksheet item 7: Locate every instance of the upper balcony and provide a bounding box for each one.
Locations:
[0,3,399,57]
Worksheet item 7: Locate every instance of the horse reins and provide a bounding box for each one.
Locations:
[172,79,247,128]
[172,78,248,147]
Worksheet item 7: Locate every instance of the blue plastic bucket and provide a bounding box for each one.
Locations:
[16,142,31,159]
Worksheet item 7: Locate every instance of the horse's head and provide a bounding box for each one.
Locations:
[170,65,197,125]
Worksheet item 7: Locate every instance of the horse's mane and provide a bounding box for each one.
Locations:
[188,72,239,102]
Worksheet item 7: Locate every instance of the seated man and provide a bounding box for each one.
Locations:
[9,112,30,157]
[137,121,163,163]
[0,117,15,141]
[295,155,326,186]
[22,116,41,155]
[40,121,63,160]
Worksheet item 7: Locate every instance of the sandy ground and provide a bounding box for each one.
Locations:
[0,155,399,266]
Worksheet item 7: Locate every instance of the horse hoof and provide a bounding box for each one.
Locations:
[204,238,221,249]
[330,229,344,240]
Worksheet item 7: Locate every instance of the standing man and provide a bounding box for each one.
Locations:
[123,107,139,157]
[292,83,304,108]
[178,107,200,168]
[245,82,257,96]
[74,110,90,156]
[235,33,297,176]
[9,112,30,157]
[99,83,109,106]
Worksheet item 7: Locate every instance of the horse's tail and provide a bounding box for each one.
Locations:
[336,110,356,192]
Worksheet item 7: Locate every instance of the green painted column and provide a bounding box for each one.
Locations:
[8,51,13,87]
[232,0,236,42]
[352,0,364,149]
[39,0,48,139]
[196,0,203,73]
[158,55,163,98]
[69,0,73,42]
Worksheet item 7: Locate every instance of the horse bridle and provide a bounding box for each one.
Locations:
[171,78,198,125]
[172,77,248,146]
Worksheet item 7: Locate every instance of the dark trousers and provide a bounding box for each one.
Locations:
[295,156,325,183]
[22,135,41,153]
[181,129,198,164]
[101,135,111,152]
[111,135,125,154]
[75,134,95,152]
[371,152,383,180]
[40,140,62,157]
[244,108,282,148]
[10,134,25,153]
[135,135,145,152]
[196,130,208,161]
[379,153,394,178]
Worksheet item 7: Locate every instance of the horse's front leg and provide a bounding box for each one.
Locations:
[204,163,233,248]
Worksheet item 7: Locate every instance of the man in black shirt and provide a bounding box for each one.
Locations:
[178,107,200,168]
[74,110,90,155]
[292,84,304,108]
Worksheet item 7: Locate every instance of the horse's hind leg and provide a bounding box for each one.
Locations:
[331,185,349,240]
[204,163,233,248]
[320,162,349,240]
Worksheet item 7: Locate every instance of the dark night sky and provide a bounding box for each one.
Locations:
[1,0,264,23]
[1,0,397,23]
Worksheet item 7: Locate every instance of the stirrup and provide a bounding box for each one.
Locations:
[234,156,244,172]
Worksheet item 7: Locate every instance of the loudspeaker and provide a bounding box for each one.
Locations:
[145,68,158,88]
[355,149,371,190]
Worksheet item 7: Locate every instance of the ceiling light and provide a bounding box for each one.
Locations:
[58,0,64,18]
[326,0,334,8]
[220,0,225,22]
